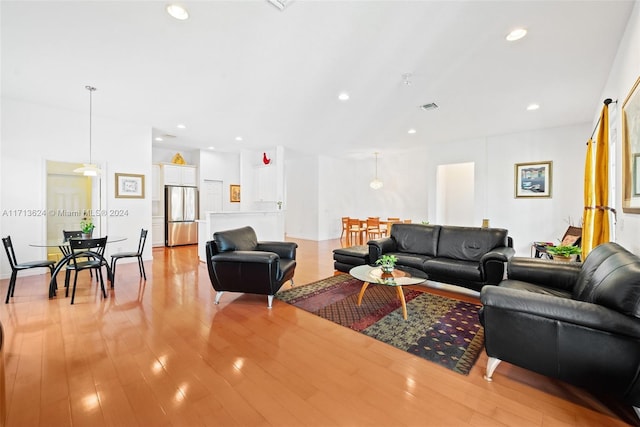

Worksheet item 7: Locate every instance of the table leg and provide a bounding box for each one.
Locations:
[395,286,407,320]
[356,282,370,306]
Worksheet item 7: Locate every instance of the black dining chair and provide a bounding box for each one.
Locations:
[110,229,148,287]
[66,237,108,304]
[62,230,94,284]
[61,230,83,256]
[2,235,56,303]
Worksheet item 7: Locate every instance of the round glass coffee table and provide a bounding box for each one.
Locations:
[349,264,428,320]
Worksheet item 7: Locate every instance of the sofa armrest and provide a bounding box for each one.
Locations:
[478,247,515,285]
[480,286,640,338]
[257,242,297,260]
[367,237,397,262]
[507,257,581,292]
[481,247,515,263]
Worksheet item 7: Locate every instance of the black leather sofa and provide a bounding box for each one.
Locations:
[205,226,297,308]
[367,224,515,291]
[479,242,640,413]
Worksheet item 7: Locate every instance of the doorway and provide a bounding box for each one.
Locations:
[436,162,475,226]
[46,161,93,261]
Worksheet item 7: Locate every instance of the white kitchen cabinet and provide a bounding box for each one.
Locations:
[152,217,164,247]
[162,164,197,186]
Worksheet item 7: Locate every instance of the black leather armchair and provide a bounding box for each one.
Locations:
[205,226,297,308]
[479,243,640,414]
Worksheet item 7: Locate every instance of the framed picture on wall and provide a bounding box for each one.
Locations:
[514,161,552,198]
[230,184,241,202]
[115,173,145,198]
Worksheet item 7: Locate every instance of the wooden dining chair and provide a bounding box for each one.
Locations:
[366,217,384,240]
[383,217,401,236]
[340,217,349,240]
[2,236,56,303]
[346,218,366,246]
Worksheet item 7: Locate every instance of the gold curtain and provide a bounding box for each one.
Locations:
[582,104,610,259]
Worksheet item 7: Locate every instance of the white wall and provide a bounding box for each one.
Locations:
[286,154,320,240]
[600,1,640,255]
[285,123,587,255]
[197,150,240,212]
[1,98,152,279]
[436,162,475,226]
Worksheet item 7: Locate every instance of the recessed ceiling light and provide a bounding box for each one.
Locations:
[177,124,186,129]
[506,28,527,41]
[166,4,189,20]
[527,103,540,111]
[338,92,350,101]
[235,136,243,141]
[408,129,416,134]
[208,146,215,150]
[154,137,163,141]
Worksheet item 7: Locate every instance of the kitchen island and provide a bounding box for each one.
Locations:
[197,211,285,262]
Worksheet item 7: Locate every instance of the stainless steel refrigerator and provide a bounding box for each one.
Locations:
[165,185,198,246]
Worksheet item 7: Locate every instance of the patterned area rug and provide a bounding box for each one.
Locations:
[276,274,484,375]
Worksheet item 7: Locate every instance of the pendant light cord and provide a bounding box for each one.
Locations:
[85,85,96,164]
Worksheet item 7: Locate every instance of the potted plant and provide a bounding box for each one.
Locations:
[80,217,94,238]
[376,254,398,273]
[546,245,581,262]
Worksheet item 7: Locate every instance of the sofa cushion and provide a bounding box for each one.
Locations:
[500,280,573,299]
[387,252,430,271]
[436,226,508,262]
[214,226,258,252]
[333,245,370,268]
[423,258,481,282]
[574,243,640,318]
[391,224,440,256]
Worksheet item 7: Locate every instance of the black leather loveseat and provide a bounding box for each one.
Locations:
[367,224,515,291]
[480,242,640,412]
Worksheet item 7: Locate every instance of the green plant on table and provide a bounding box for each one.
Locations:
[376,254,398,272]
[80,217,94,234]
[546,245,581,257]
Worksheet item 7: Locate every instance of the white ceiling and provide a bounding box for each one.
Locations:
[1,1,635,158]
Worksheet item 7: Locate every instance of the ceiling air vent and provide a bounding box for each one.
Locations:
[420,103,439,111]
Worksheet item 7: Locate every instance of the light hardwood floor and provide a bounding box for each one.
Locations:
[0,238,636,426]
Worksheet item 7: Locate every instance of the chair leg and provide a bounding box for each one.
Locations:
[214,291,224,304]
[97,267,107,298]
[71,270,79,304]
[111,259,118,288]
[138,256,146,280]
[5,272,17,303]
[483,357,502,382]
[9,272,17,298]
[65,270,71,297]
[267,295,274,309]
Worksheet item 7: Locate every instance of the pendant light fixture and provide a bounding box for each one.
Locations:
[370,152,383,190]
[74,85,101,177]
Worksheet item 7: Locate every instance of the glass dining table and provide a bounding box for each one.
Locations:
[30,236,127,298]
